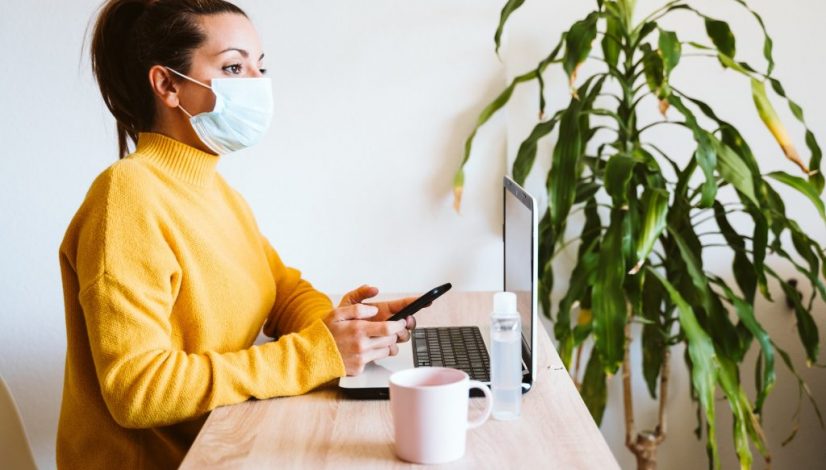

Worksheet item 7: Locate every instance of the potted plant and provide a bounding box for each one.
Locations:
[453,1,825,468]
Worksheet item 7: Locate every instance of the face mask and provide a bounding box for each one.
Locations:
[167,67,273,155]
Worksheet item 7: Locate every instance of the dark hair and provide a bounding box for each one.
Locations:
[90,0,247,158]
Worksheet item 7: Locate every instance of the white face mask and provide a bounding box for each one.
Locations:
[167,67,273,155]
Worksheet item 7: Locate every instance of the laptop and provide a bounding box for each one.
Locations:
[339,176,538,399]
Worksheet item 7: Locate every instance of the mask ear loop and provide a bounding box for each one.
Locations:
[165,66,212,118]
[177,104,194,119]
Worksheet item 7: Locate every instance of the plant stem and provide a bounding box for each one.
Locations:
[621,320,661,468]
[573,343,585,389]
[623,321,636,449]
[655,348,671,443]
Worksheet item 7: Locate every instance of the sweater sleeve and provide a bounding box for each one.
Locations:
[260,237,336,339]
[80,276,343,429]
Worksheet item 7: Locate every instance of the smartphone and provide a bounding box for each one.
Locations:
[387,283,452,322]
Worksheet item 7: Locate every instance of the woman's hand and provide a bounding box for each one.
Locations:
[339,285,417,342]
[323,285,413,376]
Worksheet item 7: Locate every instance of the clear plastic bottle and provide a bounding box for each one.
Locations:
[491,292,522,420]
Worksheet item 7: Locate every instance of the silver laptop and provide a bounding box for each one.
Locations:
[339,176,538,399]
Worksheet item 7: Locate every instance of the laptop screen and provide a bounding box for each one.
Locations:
[503,177,536,382]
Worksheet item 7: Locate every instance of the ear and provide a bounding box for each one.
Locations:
[148,65,181,109]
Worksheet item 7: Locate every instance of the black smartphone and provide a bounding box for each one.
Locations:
[387,283,452,322]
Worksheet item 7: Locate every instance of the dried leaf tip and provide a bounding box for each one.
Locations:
[453,186,463,214]
[658,99,670,117]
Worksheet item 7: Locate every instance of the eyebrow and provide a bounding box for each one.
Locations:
[217,48,266,60]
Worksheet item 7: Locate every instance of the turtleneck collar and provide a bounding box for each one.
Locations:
[132,132,220,187]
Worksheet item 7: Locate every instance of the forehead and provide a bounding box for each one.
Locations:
[196,13,263,58]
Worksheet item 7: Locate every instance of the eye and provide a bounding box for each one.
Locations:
[222,64,243,75]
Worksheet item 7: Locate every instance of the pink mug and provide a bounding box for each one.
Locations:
[389,367,493,464]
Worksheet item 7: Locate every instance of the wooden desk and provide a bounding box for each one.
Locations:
[180,292,619,469]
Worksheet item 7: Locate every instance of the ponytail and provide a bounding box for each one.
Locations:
[89,0,247,158]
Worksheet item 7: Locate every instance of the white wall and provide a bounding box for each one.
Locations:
[0,1,822,469]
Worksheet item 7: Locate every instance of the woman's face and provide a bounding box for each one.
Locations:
[176,13,266,116]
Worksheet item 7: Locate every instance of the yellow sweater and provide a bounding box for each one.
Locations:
[57,133,345,469]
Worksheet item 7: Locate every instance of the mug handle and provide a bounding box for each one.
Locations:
[466,380,493,429]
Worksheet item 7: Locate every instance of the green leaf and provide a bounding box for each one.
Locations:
[601,4,622,69]
[658,29,681,74]
[768,78,824,193]
[603,155,636,206]
[556,245,599,369]
[563,12,599,88]
[729,0,775,74]
[752,78,810,175]
[513,113,562,185]
[581,349,608,424]
[592,210,627,375]
[622,189,641,268]
[716,357,767,468]
[574,181,601,204]
[769,269,820,365]
[712,277,775,414]
[775,218,826,302]
[712,202,756,304]
[773,340,824,444]
[766,171,826,222]
[641,43,666,98]
[454,69,539,211]
[713,138,758,205]
[620,0,637,27]
[676,91,767,212]
[536,34,566,119]
[805,131,825,194]
[580,197,603,259]
[715,52,752,75]
[667,95,717,207]
[549,95,585,235]
[631,188,669,274]
[494,0,526,55]
[669,228,741,360]
[751,209,771,300]
[705,18,736,58]
[632,21,657,49]
[648,267,721,468]
[538,207,555,317]
[642,274,667,398]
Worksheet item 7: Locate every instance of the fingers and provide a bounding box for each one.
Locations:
[365,334,398,350]
[393,316,416,343]
[332,303,379,322]
[380,296,419,318]
[358,343,394,366]
[362,319,407,337]
[405,316,416,331]
[339,285,379,307]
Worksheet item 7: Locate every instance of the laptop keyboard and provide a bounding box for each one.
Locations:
[412,326,490,382]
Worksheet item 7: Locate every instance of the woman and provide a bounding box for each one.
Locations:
[57,1,415,468]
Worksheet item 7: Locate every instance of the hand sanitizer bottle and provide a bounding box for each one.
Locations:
[491,292,521,420]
